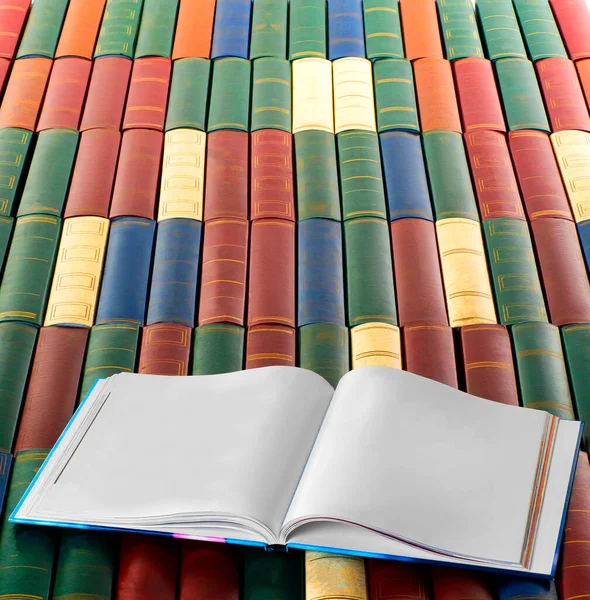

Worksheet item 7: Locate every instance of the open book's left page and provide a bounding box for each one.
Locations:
[13,367,334,543]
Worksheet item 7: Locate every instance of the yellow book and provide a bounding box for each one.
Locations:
[305,552,368,600]
[350,322,402,369]
[292,58,334,134]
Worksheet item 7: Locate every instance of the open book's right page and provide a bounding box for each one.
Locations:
[282,367,551,566]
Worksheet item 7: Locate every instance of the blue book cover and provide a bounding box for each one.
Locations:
[0,451,12,514]
[211,0,253,59]
[328,0,366,59]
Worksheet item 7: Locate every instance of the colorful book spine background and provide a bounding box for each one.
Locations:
[0,0,589,597]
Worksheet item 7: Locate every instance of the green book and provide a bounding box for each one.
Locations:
[436,0,484,60]
[363,0,404,60]
[513,0,567,61]
[289,0,326,59]
[208,58,251,132]
[192,324,245,375]
[166,58,211,131]
[250,0,288,59]
[476,0,527,60]
[251,57,292,132]
[95,0,145,58]
[0,128,34,217]
[244,548,303,600]
[16,0,69,58]
[135,0,179,58]
[299,323,349,388]
[0,216,13,276]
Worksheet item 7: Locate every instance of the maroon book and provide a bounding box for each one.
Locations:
[0,0,30,59]
[14,326,88,452]
[549,0,590,60]
[64,129,121,218]
[37,57,91,131]
[248,218,295,328]
[368,559,430,600]
[464,130,525,220]
[138,323,192,376]
[0,58,9,97]
[246,325,296,369]
[122,57,171,132]
[199,218,248,327]
[460,324,519,406]
[80,56,132,131]
[431,567,493,600]
[110,129,163,219]
[251,130,295,222]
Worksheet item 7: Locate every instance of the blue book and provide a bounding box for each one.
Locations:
[146,218,202,327]
[298,219,345,327]
[497,577,558,600]
[96,218,156,326]
[211,0,253,59]
[0,451,12,514]
[578,220,590,276]
[380,131,434,222]
[328,0,365,59]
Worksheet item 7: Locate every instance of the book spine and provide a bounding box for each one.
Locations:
[165,58,210,132]
[80,56,132,131]
[292,58,334,134]
[333,58,376,134]
[158,129,206,221]
[351,322,402,369]
[134,0,178,59]
[122,57,171,132]
[0,57,52,131]
[294,130,341,221]
[210,0,252,60]
[192,323,245,375]
[460,324,519,406]
[207,57,251,132]
[250,0,288,60]
[146,218,202,327]
[93,0,144,59]
[298,218,346,326]
[246,324,296,368]
[0,452,11,517]
[537,58,590,132]
[0,216,13,276]
[344,217,397,326]
[65,129,121,218]
[436,0,483,61]
[512,321,576,419]
[298,323,349,388]
[497,578,558,600]
[172,0,216,60]
[398,0,443,61]
[403,324,458,388]
[16,0,68,58]
[579,220,590,275]
[435,218,497,327]
[36,57,91,131]
[549,0,590,59]
[465,130,526,220]
[198,218,248,326]
[138,322,192,376]
[0,58,9,98]
[362,0,404,61]
[288,0,327,60]
[373,59,419,134]
[338,131,387,220]
[44,216,110,327]
[431,567,494,600]
[203,130,249,221]
[453,58,506,133]
[327,0,365,60]
[306,551,368,600]
[423,131,479,221]
[0,214,61,325]
[414,58,462,134]
[368,559,430,600]
[95,217,155,326]
[530,217,590,325]
[577,59,590,110]
[0,128,33,216]
[475,0,527,61]
[0,0,30,60]
[513,0,567,62]
[379,131,433,221]
[251,58,291,133]
[17,129,79,217]
[244,548,301,600]
[482,218,548,325]
[110,129,163,219]
[54,0,106,59]
[508,130,573,221]
[494,58,550,132]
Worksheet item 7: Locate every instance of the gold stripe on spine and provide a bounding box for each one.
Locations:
[158,128,206,221]
[292,58,334,134]
[350,322,402,369]
[305,552,368,600]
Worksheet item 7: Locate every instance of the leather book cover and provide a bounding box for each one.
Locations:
[362,0,404,61]
[292,58,334,134]
[93,0,142,59]
[198,218,248,326]
[475,0,527,61]
[16,0,68,58]
[134,0,178,59]
[327,0,365,60]
[244,548,302,600]
[368,559,430,600]
[549,0,590,59]
[399,0,443,60]
[249,0,288,60]
[351,322,402,369]
[251,58,291,133]
[166,58,210,132]
[431,567,494,600]
[192,324,245,375]
[513,0,567,61]
[0,0,30,60]
[497,578,557,600]
[172,0,216,59]
[55,0,106,59]
[306,552,368,600]
[246,324,296,369]
[298,323,349,388]
[289,0,327,60]
[333,57,376,133]
[210,0,252,59]
[139,323,192,376]
[0,128,33,217]
[437,1,484,60]
[207,57,251,132]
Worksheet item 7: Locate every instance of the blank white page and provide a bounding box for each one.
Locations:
[284,367,549,565]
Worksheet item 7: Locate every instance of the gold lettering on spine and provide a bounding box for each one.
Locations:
[350,322,402,369]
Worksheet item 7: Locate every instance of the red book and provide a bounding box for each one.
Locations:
[65,129,121,218]
[117,535,178,600]
[432,567,494,600]
[464,130,525,220]
[138,323,192,376]
[80,56,132,131]
[460,324,519,406]
[248,219,295,328]
[198,218,248,327]
[403,324,458,388]
[453,58,505,133]
[251,130,295,222]
[204,130,249,222]
[0,0,30,59]
[531,217,590,326]
[0,58,10,97]
[368,559,430,600]
[179,542,239,600]
[123,57,171,131]
[508,130,573,221]
[246,325,296,369]
[173,0,216,59]
[576,59,590,110]
[549,0,590,60]
[560,453,590,600]
[37,57,91,131]
[110,129,163,220]
[14,326,88,452]
[0,57,52,130]
[389,219,448,327]
[536,58,590,132]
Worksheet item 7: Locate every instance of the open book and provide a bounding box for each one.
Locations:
[11,366,582,577]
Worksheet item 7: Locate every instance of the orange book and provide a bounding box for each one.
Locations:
[576,59,590,112]
[55,0,106,59]
[399,0,443,60]
[172,0,216,59]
